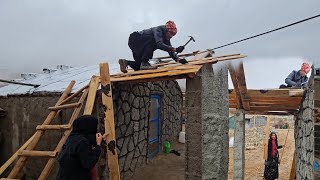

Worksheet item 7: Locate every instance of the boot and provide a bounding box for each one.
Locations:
[140,62,157,70]
[118,59,128,73]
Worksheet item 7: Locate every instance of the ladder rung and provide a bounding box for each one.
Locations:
[18,150,57,158]
[1,178,20,180]
[48,102,81,111]
[36,124,71,130]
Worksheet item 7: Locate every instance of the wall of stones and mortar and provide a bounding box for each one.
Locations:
[294,72,314,180]
[314,124,320,179]
[245,127,265,147]
[0,80,182,180]
[97,80,183,180]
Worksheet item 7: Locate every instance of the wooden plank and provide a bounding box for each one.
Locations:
[48,102,81,111]
[113,73,194,85]
[264,116,271,160]
[7,81,75,179]
[0,134,35,176]
[100,63,120,180]
[18,150,57,158]
[229,89,304,98]
[36,124,71,130]
[228,63,242,109]
[83,76,100,115]
[110,66,201,83]
[289,153,296,180]
[112,64,202,78]
[38,88,89,180]
[60,84,89,105]
[236,62,250,110]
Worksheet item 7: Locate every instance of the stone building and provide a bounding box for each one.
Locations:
[0,64,182,180]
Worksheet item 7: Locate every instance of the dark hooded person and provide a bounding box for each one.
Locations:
[263,132,284,180]
[119,20,188,73]
[57,115,105,180]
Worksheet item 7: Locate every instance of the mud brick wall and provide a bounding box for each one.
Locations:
[0,94,76,180]
[97,80,183,180]
[294,73,314,180]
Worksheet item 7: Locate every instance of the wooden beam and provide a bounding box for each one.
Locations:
[18,150,57,158]
[83,76,100,115]
[7,81,75,179]
[236,62,250,110]
[36,124,71,130]
[100,63,120,180]
[59,84,89,105]
[110,66,201,83]
[289,153,296,180]
[48,102,81,111]
[0,78,40,88]
[228,63,242,109]
[264,116,271,160]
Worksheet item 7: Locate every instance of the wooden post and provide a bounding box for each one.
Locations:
[264,116,271,160]
[289,153,296,180]
[100,63,120,180]
[84,76,100,115]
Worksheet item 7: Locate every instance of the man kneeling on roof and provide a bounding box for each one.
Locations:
[119,20,188,73]
[279,62,311,89]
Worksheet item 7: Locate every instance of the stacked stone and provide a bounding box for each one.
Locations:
[294,74,314,180]
[98,80,182,180]
[245,127,265,147]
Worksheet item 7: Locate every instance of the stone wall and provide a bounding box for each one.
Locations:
[0,80,182,180]
[245,126,265,147]
[101,80,182,180]
[294,72,314,180]
[315,124,320,179]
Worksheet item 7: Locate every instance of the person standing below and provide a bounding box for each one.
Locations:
[57,115,106,180]
[264,132,284,180]
[119,20,188,73]
[279,62,311,88]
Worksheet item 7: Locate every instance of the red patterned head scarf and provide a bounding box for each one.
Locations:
[165,20,177,36]
[301,63,311,74]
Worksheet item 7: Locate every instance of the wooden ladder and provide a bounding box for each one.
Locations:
[0,63,120,180]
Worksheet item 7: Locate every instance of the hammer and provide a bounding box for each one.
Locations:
[182,36,195,48]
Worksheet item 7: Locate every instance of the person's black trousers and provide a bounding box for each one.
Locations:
[127,32,155,70]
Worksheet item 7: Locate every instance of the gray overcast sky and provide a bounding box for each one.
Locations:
[0,0,319,88]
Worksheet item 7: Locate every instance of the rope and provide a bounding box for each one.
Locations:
[279,128,290,164]
[212,13,320,50]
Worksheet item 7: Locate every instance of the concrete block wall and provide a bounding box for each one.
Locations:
[185,64,229,180]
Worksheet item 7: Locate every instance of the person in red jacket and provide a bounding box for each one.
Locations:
[119,20,188,73]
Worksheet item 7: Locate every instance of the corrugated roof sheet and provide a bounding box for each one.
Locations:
[0,63,121,96]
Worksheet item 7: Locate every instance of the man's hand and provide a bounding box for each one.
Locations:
[96,133,103,146]
[177,58,188,64]
[176,46,185,53]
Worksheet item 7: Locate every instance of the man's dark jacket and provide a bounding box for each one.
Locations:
[134,25,178,60]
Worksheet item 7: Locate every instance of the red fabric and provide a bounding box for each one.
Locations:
[301,63,311,74]
[165,20,177,36]
[271,137,277,158]
[91,166,97,180]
